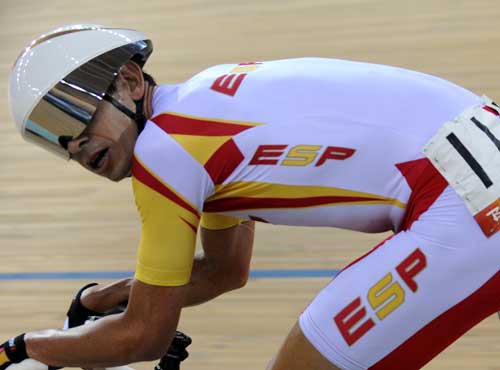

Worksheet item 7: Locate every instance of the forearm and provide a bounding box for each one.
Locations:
[26,313,150,368]
[80,265,233,311]
[25,304,178,368]
[81,220,254,310]
[184,221,255,307]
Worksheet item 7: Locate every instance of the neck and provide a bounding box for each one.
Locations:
[142,81,157,119]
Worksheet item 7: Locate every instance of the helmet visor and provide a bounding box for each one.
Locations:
[24,40,152,159]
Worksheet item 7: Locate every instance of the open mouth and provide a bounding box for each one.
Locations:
[89,148,109,170]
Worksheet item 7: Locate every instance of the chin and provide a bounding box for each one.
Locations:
[108,171,127,182]
[108,162,132,182]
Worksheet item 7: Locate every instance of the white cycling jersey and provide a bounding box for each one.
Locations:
[131,58,500,369]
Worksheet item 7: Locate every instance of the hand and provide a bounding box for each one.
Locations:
[66,283,193,370]
[66,280,131,329]
[154,331,192,370]
[65,283,103,329]
[65,283,127,370]
[0,335,28,370]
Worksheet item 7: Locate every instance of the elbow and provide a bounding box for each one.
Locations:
[123,327,169,363]
[227,267,249,291]
[135,347,166,362]
[135,335,169,362]
[235,269,249,289]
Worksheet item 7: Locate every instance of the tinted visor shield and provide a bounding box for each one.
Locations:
[24,40,152,159]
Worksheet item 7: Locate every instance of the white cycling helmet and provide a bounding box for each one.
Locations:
[9,23,153,159]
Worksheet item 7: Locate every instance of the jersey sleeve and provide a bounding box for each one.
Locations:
[200,212,244,230]
[131,122,213,286]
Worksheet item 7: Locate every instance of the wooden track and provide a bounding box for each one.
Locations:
[1,1,500,369]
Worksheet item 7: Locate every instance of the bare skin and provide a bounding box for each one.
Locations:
[26,222,255,367]
[80,225,338,370]
[80,289,340,370]
[23,61,256,368]
[67,61,151,182]
[81,221,255,311]
[80,279,132,314]
[24,60,337,370]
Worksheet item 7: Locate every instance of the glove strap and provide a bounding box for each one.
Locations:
[3,334,28,363]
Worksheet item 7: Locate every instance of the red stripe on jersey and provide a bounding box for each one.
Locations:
[132,157,199,217]
[180,216,198,233]
[153,113,255,136]
[483,105,500,116]
[204,139,244,184]
[396,158,448,230]
[369,268,500,370]
[203,195,382,212]
[339,159,446,274]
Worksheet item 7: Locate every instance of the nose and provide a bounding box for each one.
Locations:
[67,136,89,156]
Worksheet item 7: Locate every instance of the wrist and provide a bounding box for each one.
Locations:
[2,334,28,363]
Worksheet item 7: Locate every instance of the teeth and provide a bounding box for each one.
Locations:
[97,151,106,167]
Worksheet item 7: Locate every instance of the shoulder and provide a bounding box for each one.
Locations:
[133,121,214,210]
[133,120,180,176]
[153,59,337,122]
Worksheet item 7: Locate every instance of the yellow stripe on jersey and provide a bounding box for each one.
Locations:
[204,181,406,212]
[170,134,231,165]
[0,350,9,365]
[150,112,261,170]
[230,65,260,73]
[132,171,200,287]
[210,181,405,207]
[156,111,262,128]
[201,212,244,230]
[133,155,200,215]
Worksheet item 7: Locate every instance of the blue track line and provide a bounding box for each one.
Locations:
[0,269,340,281]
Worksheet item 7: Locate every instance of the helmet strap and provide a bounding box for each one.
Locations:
[102,93,147,133]
[133,96,147,133]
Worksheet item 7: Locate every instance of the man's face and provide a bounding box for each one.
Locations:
[67,79,139,182]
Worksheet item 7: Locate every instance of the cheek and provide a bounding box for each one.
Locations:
[110,124,137,170]
[105,121,129,142]
[93,107,131,141]
[116,122,138,151]
[91,120,135,152]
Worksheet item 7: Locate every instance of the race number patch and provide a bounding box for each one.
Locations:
[423,96,500,237]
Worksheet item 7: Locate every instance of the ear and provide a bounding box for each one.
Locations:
[118,61,145,101]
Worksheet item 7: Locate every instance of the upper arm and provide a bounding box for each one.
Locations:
[200,218,255,280]
[132,164,199,286]
[132,123,212,287]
